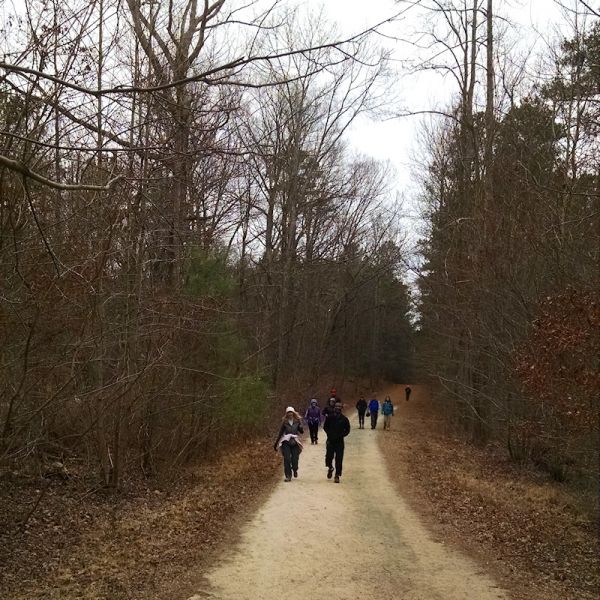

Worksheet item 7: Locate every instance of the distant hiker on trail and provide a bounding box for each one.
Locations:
[382,396,394,430]
[368,397,380,429]
[405,386,412,401]
[322,396,337,420]
[323,401,350,483]
[329,387,342,403]
[356,396,368,429]
[304,398,322,445]
[273,407,304,482]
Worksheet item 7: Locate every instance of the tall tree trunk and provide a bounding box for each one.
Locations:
[484,0,494,218]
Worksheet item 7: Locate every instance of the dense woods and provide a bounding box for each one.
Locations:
[0,3,598,599]
[415,1,599,491]
[0,2,413,486]
[0,0,597,503]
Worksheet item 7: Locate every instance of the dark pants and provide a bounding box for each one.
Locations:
[370,412,378,429]
[325,439,345,477]
[281,442,300,479]
[308,421,319,443]
[357,411,366,428]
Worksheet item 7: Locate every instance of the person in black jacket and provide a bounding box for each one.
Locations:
[273,407,304,482]
[329,387,342,403]
[320,397,337,467]
[322,396,336,419]
[323,401,351,483]
[355,396,368,429]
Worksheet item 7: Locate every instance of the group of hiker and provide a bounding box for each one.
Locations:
[355,395,394,429]
[273,386,412,484]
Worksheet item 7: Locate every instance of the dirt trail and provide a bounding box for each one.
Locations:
[189,386,509,600]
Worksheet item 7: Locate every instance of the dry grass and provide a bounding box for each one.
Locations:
[0,439,280,600]
[377,384,600,600]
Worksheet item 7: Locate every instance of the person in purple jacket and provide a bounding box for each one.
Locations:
[304,398,322,444]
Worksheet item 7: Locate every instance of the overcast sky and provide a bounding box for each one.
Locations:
[307,0,572,238]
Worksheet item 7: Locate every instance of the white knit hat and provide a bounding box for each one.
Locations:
[285,406,295,413]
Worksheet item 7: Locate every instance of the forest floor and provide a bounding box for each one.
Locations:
[0,384,597,599]
[0,439,280,600]
[378,383,600,600]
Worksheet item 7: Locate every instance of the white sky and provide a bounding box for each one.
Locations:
[307,0,572,238]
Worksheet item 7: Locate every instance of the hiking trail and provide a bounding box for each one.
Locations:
[188,385,508,600]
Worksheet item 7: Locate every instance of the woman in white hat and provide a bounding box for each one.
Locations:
[273,407,304,482]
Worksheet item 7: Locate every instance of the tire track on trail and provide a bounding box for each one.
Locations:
[187,399,509,600]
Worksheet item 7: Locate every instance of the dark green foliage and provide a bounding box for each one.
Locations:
[185,250,235,299]
[417,22,599,492]
[219,375,271,427]
[183,250,271,428]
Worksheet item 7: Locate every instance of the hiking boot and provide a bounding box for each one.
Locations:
[293,470,298,478]
[327,467,333,479]
[334,475,340,483]
[284,477,291,482]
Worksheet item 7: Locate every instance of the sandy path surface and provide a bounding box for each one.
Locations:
[189,398,509,600]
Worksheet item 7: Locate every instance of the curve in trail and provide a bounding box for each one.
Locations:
[189,399,508,600]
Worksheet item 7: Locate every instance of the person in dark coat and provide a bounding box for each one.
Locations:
[405,386,412,401]
[368,397,380,429]
[273,407,304,482]
[329,387,341,403]
[304,398,322,444]
[321,397,338,467]
[356,396,368,429]
[322,396,337,420]
[323,401,351,483]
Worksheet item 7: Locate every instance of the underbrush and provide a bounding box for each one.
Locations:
[0,438,279,600]
[378,385,599,600]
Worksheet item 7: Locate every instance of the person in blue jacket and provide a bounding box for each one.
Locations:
[368,397,379,429]
[382,396,394,430]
